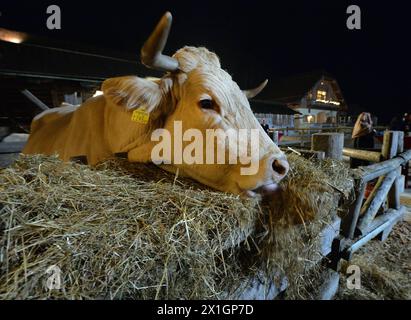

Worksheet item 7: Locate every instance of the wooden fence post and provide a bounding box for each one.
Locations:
[341,176,366,239]
[311,133,344,160]
[381,131,399,160]
[356,131,400,234]
[357,169,398,235]
[397,131,404,153]
[383,131,402,210]
[271,131,279,145]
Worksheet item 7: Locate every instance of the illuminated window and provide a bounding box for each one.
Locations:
[307,115,314,123]
[317,90,327,101]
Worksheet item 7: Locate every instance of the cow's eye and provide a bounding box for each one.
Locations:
[199,99,214,110]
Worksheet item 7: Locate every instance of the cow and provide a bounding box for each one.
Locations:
[23,12,289,197]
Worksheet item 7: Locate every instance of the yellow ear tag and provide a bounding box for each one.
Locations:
[131,107,150,124]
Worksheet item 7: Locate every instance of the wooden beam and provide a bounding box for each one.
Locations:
[397,131,404,153]
[20,89,50,111]
[311,133,344,160]
[343,148,382,163]
[356,149,411,182]
[356,170,398,235]
[342,208,404,260]
[341,178,366,239]
[271,131,279,145]
[388,167,402,210]
[381,131,399,160]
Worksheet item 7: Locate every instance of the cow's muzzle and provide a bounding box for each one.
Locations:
[271,156,289,182]
[242,182,281,199]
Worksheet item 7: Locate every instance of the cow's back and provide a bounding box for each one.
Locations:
[23,104,78,157]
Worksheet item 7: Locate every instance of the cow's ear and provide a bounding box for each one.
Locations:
[102,76,163,112]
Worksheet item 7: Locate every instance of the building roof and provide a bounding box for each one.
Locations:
[258,70,347,109]
[250,100,301,115]
[0,28,154,82]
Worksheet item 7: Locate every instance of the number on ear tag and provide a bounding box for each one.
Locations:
[131,107,150,124]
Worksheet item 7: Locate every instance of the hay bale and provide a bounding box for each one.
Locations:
[0,153,353,299]
[235,152,353,299]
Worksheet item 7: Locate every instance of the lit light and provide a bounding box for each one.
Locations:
[93,90,103,97]
[307,115,314,123]
[0,28,26,44]
[316,90,327,100]
[315,99,341,106]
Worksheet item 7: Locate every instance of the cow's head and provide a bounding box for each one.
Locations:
[103,12,289,197]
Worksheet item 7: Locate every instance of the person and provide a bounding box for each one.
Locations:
[351,112,375,168]
[389,115,404,131]
[260,119,270,136]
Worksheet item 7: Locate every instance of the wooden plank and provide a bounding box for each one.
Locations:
[381,131,399,160]
[357,170,398,234]
[400,190,411,223]
[388,168,402,210]
[340,179,366,239]
[342,148,381,163]
[271,131,279,145]
[397,131,404,153]
[21,89,50,111]
[311,133,344,160]
[0,141,26,154]
[356,149,411,182]
[319,217,341,256]
[343,208,404,260]
[327,235,346,271]
[316,269,340,300]
[360,206,405,236]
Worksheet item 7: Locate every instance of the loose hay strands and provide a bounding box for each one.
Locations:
[237,152,354,300]
[336,222,411,300]
[0,153,353,299]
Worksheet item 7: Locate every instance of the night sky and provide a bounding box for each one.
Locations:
[1,0,410,123]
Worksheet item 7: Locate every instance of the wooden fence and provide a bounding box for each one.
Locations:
[271,126,388,147]
[329,130,410,269]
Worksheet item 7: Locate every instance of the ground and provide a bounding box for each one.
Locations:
[336,220,411,299]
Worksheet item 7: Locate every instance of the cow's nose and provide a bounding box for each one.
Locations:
[272,157,289,180]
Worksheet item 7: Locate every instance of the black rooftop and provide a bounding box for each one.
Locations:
[258,70,337,104]
[250,100,301,115]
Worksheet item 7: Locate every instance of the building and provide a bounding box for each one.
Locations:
[0,28,150,136]
[249,100,300,128]
[258,71,348,127]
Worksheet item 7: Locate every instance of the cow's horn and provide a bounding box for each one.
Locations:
[243,79,269,99]
[141,12,179,72]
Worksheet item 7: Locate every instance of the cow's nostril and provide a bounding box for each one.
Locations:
[272,159,289,176]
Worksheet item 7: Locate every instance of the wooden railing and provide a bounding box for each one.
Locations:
[270,126,388,134]
[270,126,388,147]
[330,130,409,268]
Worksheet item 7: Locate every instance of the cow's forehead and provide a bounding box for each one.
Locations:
[185,68,241,95]
[182,68,249,112]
